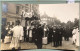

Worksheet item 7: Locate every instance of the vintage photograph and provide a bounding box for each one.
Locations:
[0,2,79,50]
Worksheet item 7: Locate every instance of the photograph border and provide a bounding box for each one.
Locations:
[0,0,80,51]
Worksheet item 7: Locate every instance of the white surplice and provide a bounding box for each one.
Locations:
[72,29,76,43]
[75,28,79,46]
[10,25,24,48]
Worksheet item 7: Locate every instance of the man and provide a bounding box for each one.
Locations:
[32,26,36,43]
[56,26,60,47]
[52,26,57,47]
[65,27,70,41]
[1,24,6,43]
[48,26,53,43]
[35,24,44,49]
[10,20,24,50]
[58,26,63,46]
[26,25,30,42]
[23,27,27,42]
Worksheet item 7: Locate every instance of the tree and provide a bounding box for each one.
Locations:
[74,18,79,27]
[66,21,74,29]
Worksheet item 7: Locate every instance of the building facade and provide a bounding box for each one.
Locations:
[40,13,54,25]
[2,3,39,25]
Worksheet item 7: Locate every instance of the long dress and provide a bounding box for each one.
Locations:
[10,25,23,48]
[75,28,79,46]
[72,29,76,43]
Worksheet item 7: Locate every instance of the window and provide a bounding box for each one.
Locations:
[2,4,8,13]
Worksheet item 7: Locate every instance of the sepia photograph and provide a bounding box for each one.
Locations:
[0,2,79,50]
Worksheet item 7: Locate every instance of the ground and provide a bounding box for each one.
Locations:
[0,37,78,50]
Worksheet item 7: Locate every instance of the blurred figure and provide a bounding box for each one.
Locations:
[1,24,6,43]
[43,24,48,37]
[64,28,70,41]
[72,27,76,44]
[75,26,79,47]
[8,21,14,36]
[52,26,57,47]
[26,25,30,42]
[48,26,53,43]
[56,25,61,47]
[35,24,43,49]
[10,20,24,50]
[29,26,33,43]
[23,27,27,42]
[32,25,36,43]
[58,26,63,46]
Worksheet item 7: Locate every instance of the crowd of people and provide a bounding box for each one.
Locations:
[1,19,79,50]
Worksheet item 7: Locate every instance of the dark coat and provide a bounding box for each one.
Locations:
[52,28,58,41]
[32,27,37,42]
[58,28,63,41]
[23,27,27,37]
[36,27,43,45]
[65,28,71,37]
[48,28,53,42]
[1,26,6,39]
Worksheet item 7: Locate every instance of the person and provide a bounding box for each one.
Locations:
[52,26,57,47]
[72,27,76,44]
[10,20,24,50]
[65,28,70,41]
[48,26,53,43]
[5,22,10,36]
[56,25,60,47]
[58,26,63,46]
[1,25,6,43]
[43,25,47,37]
[26,25,30,42]
[33,25,38,47]
[1,22,10,43]
[21,9,25,20]
[35,24,44,49]
[29,26,33,43]
[8,21,14,36]
[32,26,36,43]
[23,27,27,42]
[63,27,66,40]
[75,26,79,47]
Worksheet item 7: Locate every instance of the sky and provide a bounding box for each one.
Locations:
[39,3,79,23]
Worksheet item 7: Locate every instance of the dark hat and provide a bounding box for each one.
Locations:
[16,20,20,25]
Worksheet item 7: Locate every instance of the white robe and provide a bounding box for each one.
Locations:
[29,30,32,37]
[10,25,24,48]
[75,28,79,46]
[72,29,76,43]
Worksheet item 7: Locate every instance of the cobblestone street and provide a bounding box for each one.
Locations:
[0,37,78,50]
